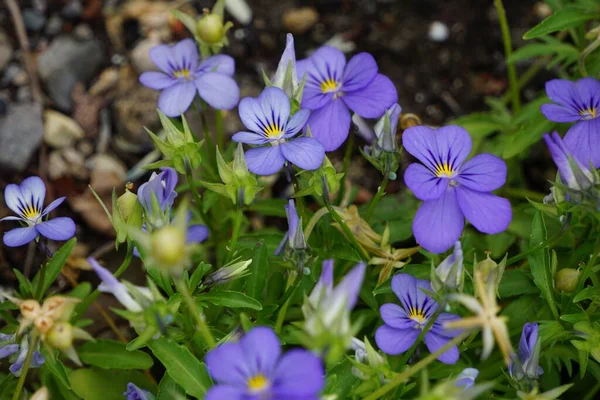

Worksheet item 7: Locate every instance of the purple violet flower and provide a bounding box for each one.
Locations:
[298,46,398,151]
[1,176,75,247]
[232,87,325,175]
[205,326,325,400]
[375,274,461,364]
[402,125,511,254]
[540,77,600,168]
[139,39,239,117]
[509,322,543,381]
[543,132,595,191]
[455,368,479,389]
[0,334,45,377]
[123,383,154,400]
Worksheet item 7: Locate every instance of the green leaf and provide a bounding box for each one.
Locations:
[12,269,32,297]
[450,112,507,139]
[498,269,539,297]
[78,339,154,370]
[32,238,77,299]
[157,373,186,400]
[248,198,288,217]
[70,368,154,400]
[507,42,579,64]
[503,119,554,159]
[247,241,269,300]
[148,338,212,399]
[527,212,559,319]
[42,352,71,389]
[523,7,600,39]
[198,290,263,310]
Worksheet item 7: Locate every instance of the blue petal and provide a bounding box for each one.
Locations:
[375,325,420,355]
[41,197,67,217]
[283,109,310,137]
[244,146,285,176]
[36,217,76,241]
[195,72,240,111]
[305,98,351,151]
[3,227,38,247]
[280,137,325,170]
[158,82,197,117]
[187,224,209,244]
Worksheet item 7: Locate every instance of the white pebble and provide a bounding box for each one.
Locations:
[428,21,449,42]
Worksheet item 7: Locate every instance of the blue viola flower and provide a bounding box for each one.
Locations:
[123,383,155,400]
[232,87,325,175]
[541,77,600,168]
[509,322,543,381]
[455,368,479,389]
[1,176,75,247]
[544,132,595,191]
[0,334,45,377]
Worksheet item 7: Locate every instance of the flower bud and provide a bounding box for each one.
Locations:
[196,13,224,44]
[204,259,252,286]
[555,268,581,293]
[150,226,187,268]
[46,322,73,350]
[117,188,138,221]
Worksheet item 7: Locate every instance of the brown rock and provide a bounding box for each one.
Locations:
[282,7,319,35]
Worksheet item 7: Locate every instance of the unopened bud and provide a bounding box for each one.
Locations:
[196,12,224,44]
[46,321,73,350]
[117,188,138,221]
[151,226,187,268]
[555,268,581,293]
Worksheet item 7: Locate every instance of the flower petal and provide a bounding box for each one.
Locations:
[342,53,378,92]
[4,183,25,217]
[306,46,346,88]
[280,137,325,170]
[563,119,600,168]
[158,82,197,117]
[35,217,76,241]
[456,154,507,192]
[172,38,199,71]
[3,227,38,247]
[205,385,246,400]
[19,176,46,215]
[257,88,291,134]
[391,274,435,316]
[456,187,511,234]
[240,327,281,377]
[232,131,270,145]
[302,86,334,110]
[272,349,325,398]
[424,331,459,364]
[305,99,351,151]
[139,71,176,90]
[342,74,398,118]
[195,72,239,111]
[576,77,600,110]
[198,54,235,76]
[239,96,270,135]
[0,344,19,359]
[284,109,310,137]
[380,303,413,329]
[540,104,581,123]
[187,224,209,244]
[375,325,420,355]
[404,125,472,173]
[244,146,285,175]
[205,342,249,386]
[412,188,464,254]
[149,44,175,73]
[545,79,579,111]
[432,313,462,338]
[404,163,448,201]
[41,197,66,218]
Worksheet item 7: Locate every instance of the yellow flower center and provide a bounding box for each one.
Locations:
[23,205,41,221]
[248,375,269,393]
[409,308,427,325]
[264,123,283,138]
[173,69,192,79]
[320,78,339,93]
[580,107,598,119]
[435,162,455,178]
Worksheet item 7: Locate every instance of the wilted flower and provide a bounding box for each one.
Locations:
[540,77,600,168]
[543,132,596,192]
[139,39,239,116]
[445,269,514,365]
[124,383,155,400]
[375,274,461,364]
[509,322,544,384]
[431,241,464,292]
[30,387,49,400]
[298,46,397,151]
[232,87,325,175]
[455,368,479,389]
[205,327,325,400]
[1,176,75,247]
[403,125,511,253]
[0,333,45,377]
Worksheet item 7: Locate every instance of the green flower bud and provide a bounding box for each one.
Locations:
[196,13,224,44]
[555,268,580,293]
[46,321,73,350]
[117,187,138,221]
[474,252,506,295]
[151,226,188,268]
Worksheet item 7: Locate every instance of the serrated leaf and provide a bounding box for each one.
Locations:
[523,7,600,39]
[78,339,154,370]
[198,290,263,310]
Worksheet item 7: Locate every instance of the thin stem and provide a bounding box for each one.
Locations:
[336,130,354,205]
[362,332,470,400]
[494,0,520,113]
[12,335,38,400]
[200,113,216,168]
[303,207,329,241]
[185,167,213,232]
[365,169,389,222]
[215,109,224,150]
[35,265,47,300]
[579,39,600,77]
[324,202,369,261]
[227,207,244,262]
[175,278,216,349]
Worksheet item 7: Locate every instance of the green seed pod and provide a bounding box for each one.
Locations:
[151,226,187,268]
[117,188,138,221]
[555,268,581,293]
[46,321,73,350]
[196,13,224,44]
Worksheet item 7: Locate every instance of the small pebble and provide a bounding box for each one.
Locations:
[428,21,449,42]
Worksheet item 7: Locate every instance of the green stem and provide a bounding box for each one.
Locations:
[12,335,38,400]
[185,167,212,232]
[35,265,47,300]
[494,0,520,113]
[303,207,329,241]
[336,130,354,205]
[324,202,369,261]
[175,278,216,348]
[215,109,224,150]
[227,207,244,262]
[200,113,216,168]
[275,277,301,334]
[365,169,389,222]
[506,222,568,266]
[363,332,470,400]
[114,241,134,278]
